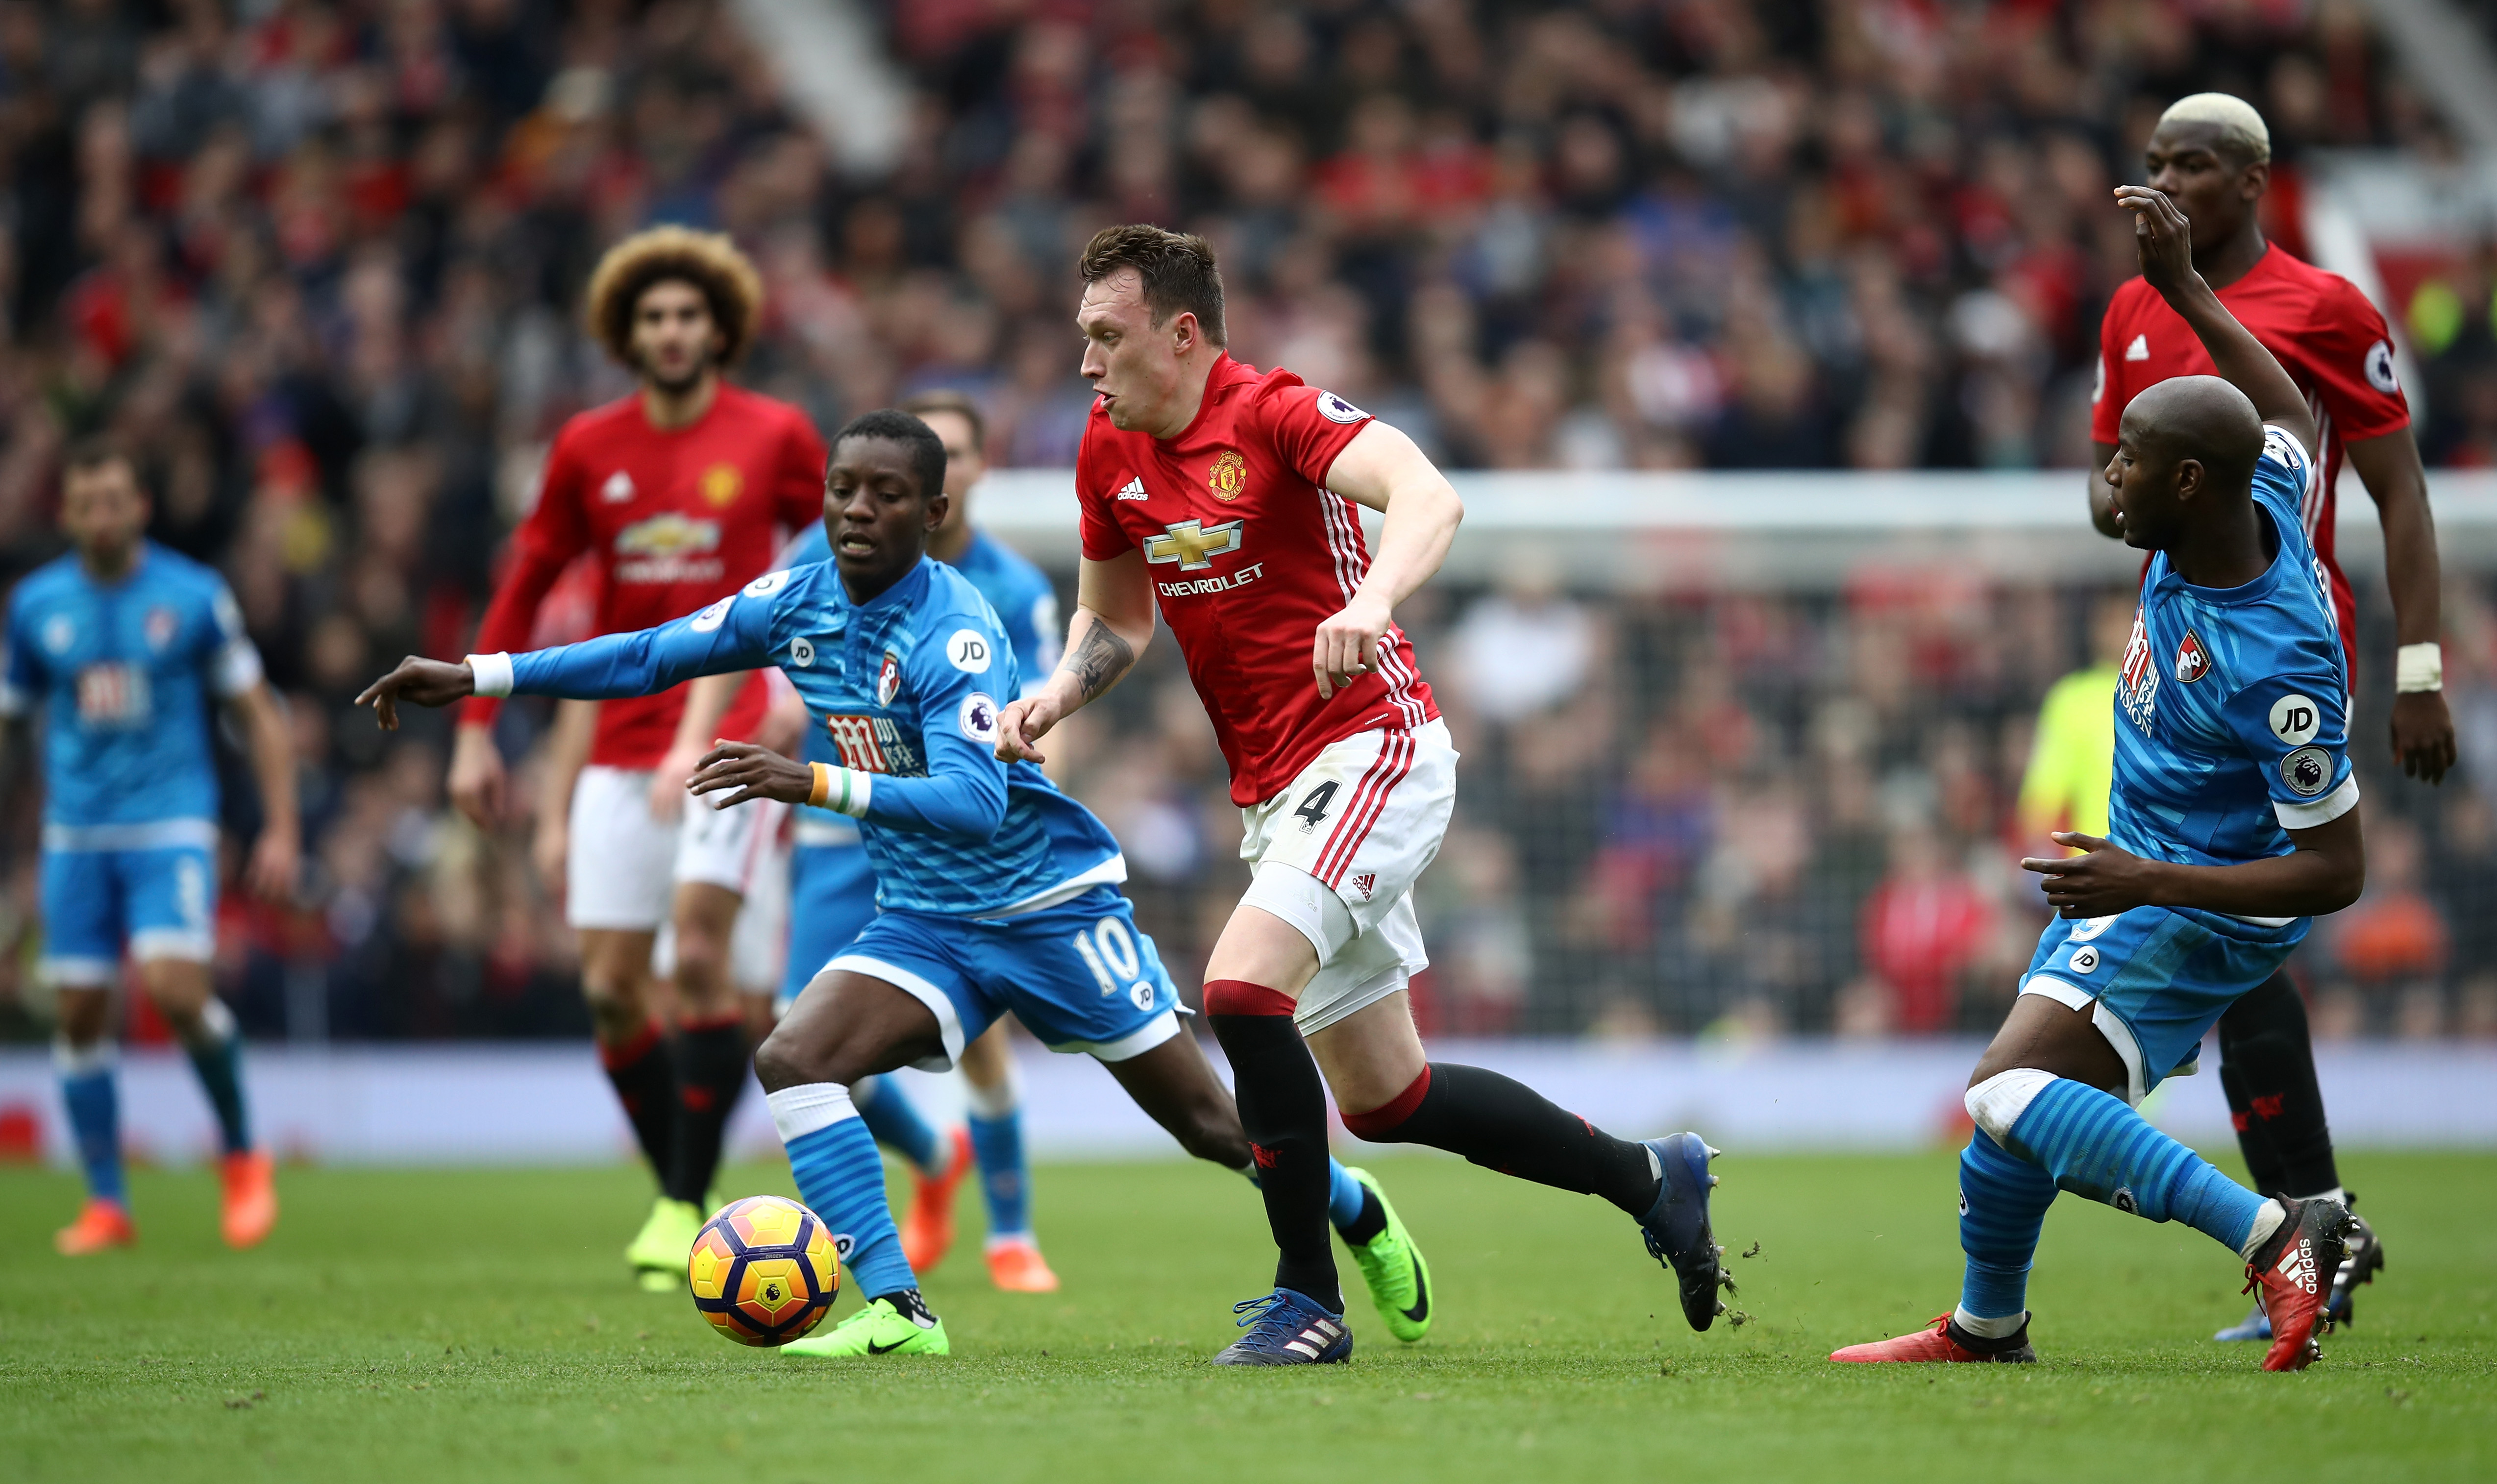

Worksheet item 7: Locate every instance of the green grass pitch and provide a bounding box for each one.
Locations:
[2,1148,2491,1483]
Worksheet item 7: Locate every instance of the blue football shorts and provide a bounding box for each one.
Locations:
[817,884,1182,1071]
[39,827,219,986]
[776,838,881,1013]
[2019,904,2307,1105]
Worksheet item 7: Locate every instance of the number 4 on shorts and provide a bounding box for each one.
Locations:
[1293,781,1338,833]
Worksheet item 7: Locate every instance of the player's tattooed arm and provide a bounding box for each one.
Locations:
[1063,613,1136,701]
[999,550,1153,765]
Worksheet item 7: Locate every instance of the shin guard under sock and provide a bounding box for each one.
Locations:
[668,1015,749,1206]
[1341,1064,1660,1216]
[56,1040,126,1204]
[2217,970,2340,1197]
[1205,979,1340,1311]
[600,1022,679,1183]
[1958,1129,2058,1324]
[1977,1070,2270,1255]
[178,998,251,1156]
[769,1083,916,1298]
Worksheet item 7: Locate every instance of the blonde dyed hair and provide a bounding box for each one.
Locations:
[583,225,765,369]
[2157,93,2271,164]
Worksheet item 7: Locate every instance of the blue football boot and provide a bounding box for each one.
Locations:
[1639,1133,1731,1332]
[1211,1287,1354,1366]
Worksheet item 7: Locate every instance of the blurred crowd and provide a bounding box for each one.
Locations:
[0,0,2488,1044]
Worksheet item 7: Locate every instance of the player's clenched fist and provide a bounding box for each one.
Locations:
[1313,593,1390,699]
[994,693,1063,766]
[356,656,476,731]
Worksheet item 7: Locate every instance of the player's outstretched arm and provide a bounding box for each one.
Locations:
[2022,809,2363,920]
[997,548,1153,766]
[1317,420,1463,698]
[2116,185,2318,457]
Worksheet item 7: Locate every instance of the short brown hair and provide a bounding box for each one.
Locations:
[583,225,765,369]
[899,389,986,448]
[62,434,138,481]
[1077,224,1226,346]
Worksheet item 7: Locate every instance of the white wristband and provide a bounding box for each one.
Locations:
[834,767,873,819]
[2396,642,2443,693]
[466,652,515,698]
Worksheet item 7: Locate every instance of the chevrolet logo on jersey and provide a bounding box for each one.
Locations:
[1143,519,1244,571]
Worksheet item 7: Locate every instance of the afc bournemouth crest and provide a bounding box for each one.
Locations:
[144,605,179,651]
[877,649,902,707]
[1208,449,1247,501]
[2173,630,2210,684]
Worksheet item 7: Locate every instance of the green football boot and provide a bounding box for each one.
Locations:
[626,1196,704,1291]
[1342,1166,1433,1343]
[780,1293,951,1358]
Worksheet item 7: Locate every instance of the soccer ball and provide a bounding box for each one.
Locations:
[688,1195,839,1346]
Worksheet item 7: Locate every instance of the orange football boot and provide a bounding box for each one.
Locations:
[1830,1312,2036,1363]
[985,1235,1061,1292]
[2245,1194,2351,1372]
[899,1127,973,1274]
[55,1198,137,1255]
[220,1149,279,1249]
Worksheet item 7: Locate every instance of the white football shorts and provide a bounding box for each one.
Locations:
[566,765,787,942]
[1236,719,1456,1036]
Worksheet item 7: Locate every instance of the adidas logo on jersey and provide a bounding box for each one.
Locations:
[601,470,636,502]
[2124,334,2150,362]
[1115,477,1148,501]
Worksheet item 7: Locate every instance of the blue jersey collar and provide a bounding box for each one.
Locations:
[833,555,934,616]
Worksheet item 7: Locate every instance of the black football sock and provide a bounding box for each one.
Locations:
[667,1014,751,1206]
[1346,1063,1661,1217]
[1205,979,1342,1312]
[599,1020,679,1186]
[2217,970,2340,1196]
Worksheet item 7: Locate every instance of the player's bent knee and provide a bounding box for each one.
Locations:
[1966,1067,2056,1145]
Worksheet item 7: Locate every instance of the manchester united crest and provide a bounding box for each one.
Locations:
[700,463,744,508]
[2173,629,2210,684]
[1207,449,1247,501]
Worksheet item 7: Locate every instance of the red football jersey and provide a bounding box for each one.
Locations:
[1077,354,1436,807]
[2092,246,2410,660]
[464,384,827,767]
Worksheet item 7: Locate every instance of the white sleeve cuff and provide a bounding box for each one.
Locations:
[2396,642,2443,693]
[467,652,515,698]
[2275,773,2359,829]
[211,638,264,698]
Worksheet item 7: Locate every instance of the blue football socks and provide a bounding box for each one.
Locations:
[964,1069,1033,1239]
[1326,1158,1365,1231]
[2002,1074,2272,1255]
[851,1073,944,1177]
[56,1040,125,1205]
[769,1084,917,1299]
[180,998,251,1156]
[1957,1129,2057,1325]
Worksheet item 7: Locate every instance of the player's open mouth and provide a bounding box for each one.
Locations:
[836,533,877,556]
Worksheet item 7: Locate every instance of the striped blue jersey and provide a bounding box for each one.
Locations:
[498,557,1123,917]
[2109,425,2357,909]
[1,543,263,831]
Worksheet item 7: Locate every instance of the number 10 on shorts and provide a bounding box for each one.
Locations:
[1072,915,1144,1000]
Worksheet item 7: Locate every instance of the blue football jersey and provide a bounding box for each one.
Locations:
[499,557,1123,917]
[1,543,263,832]
[2108,425,2357,907]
